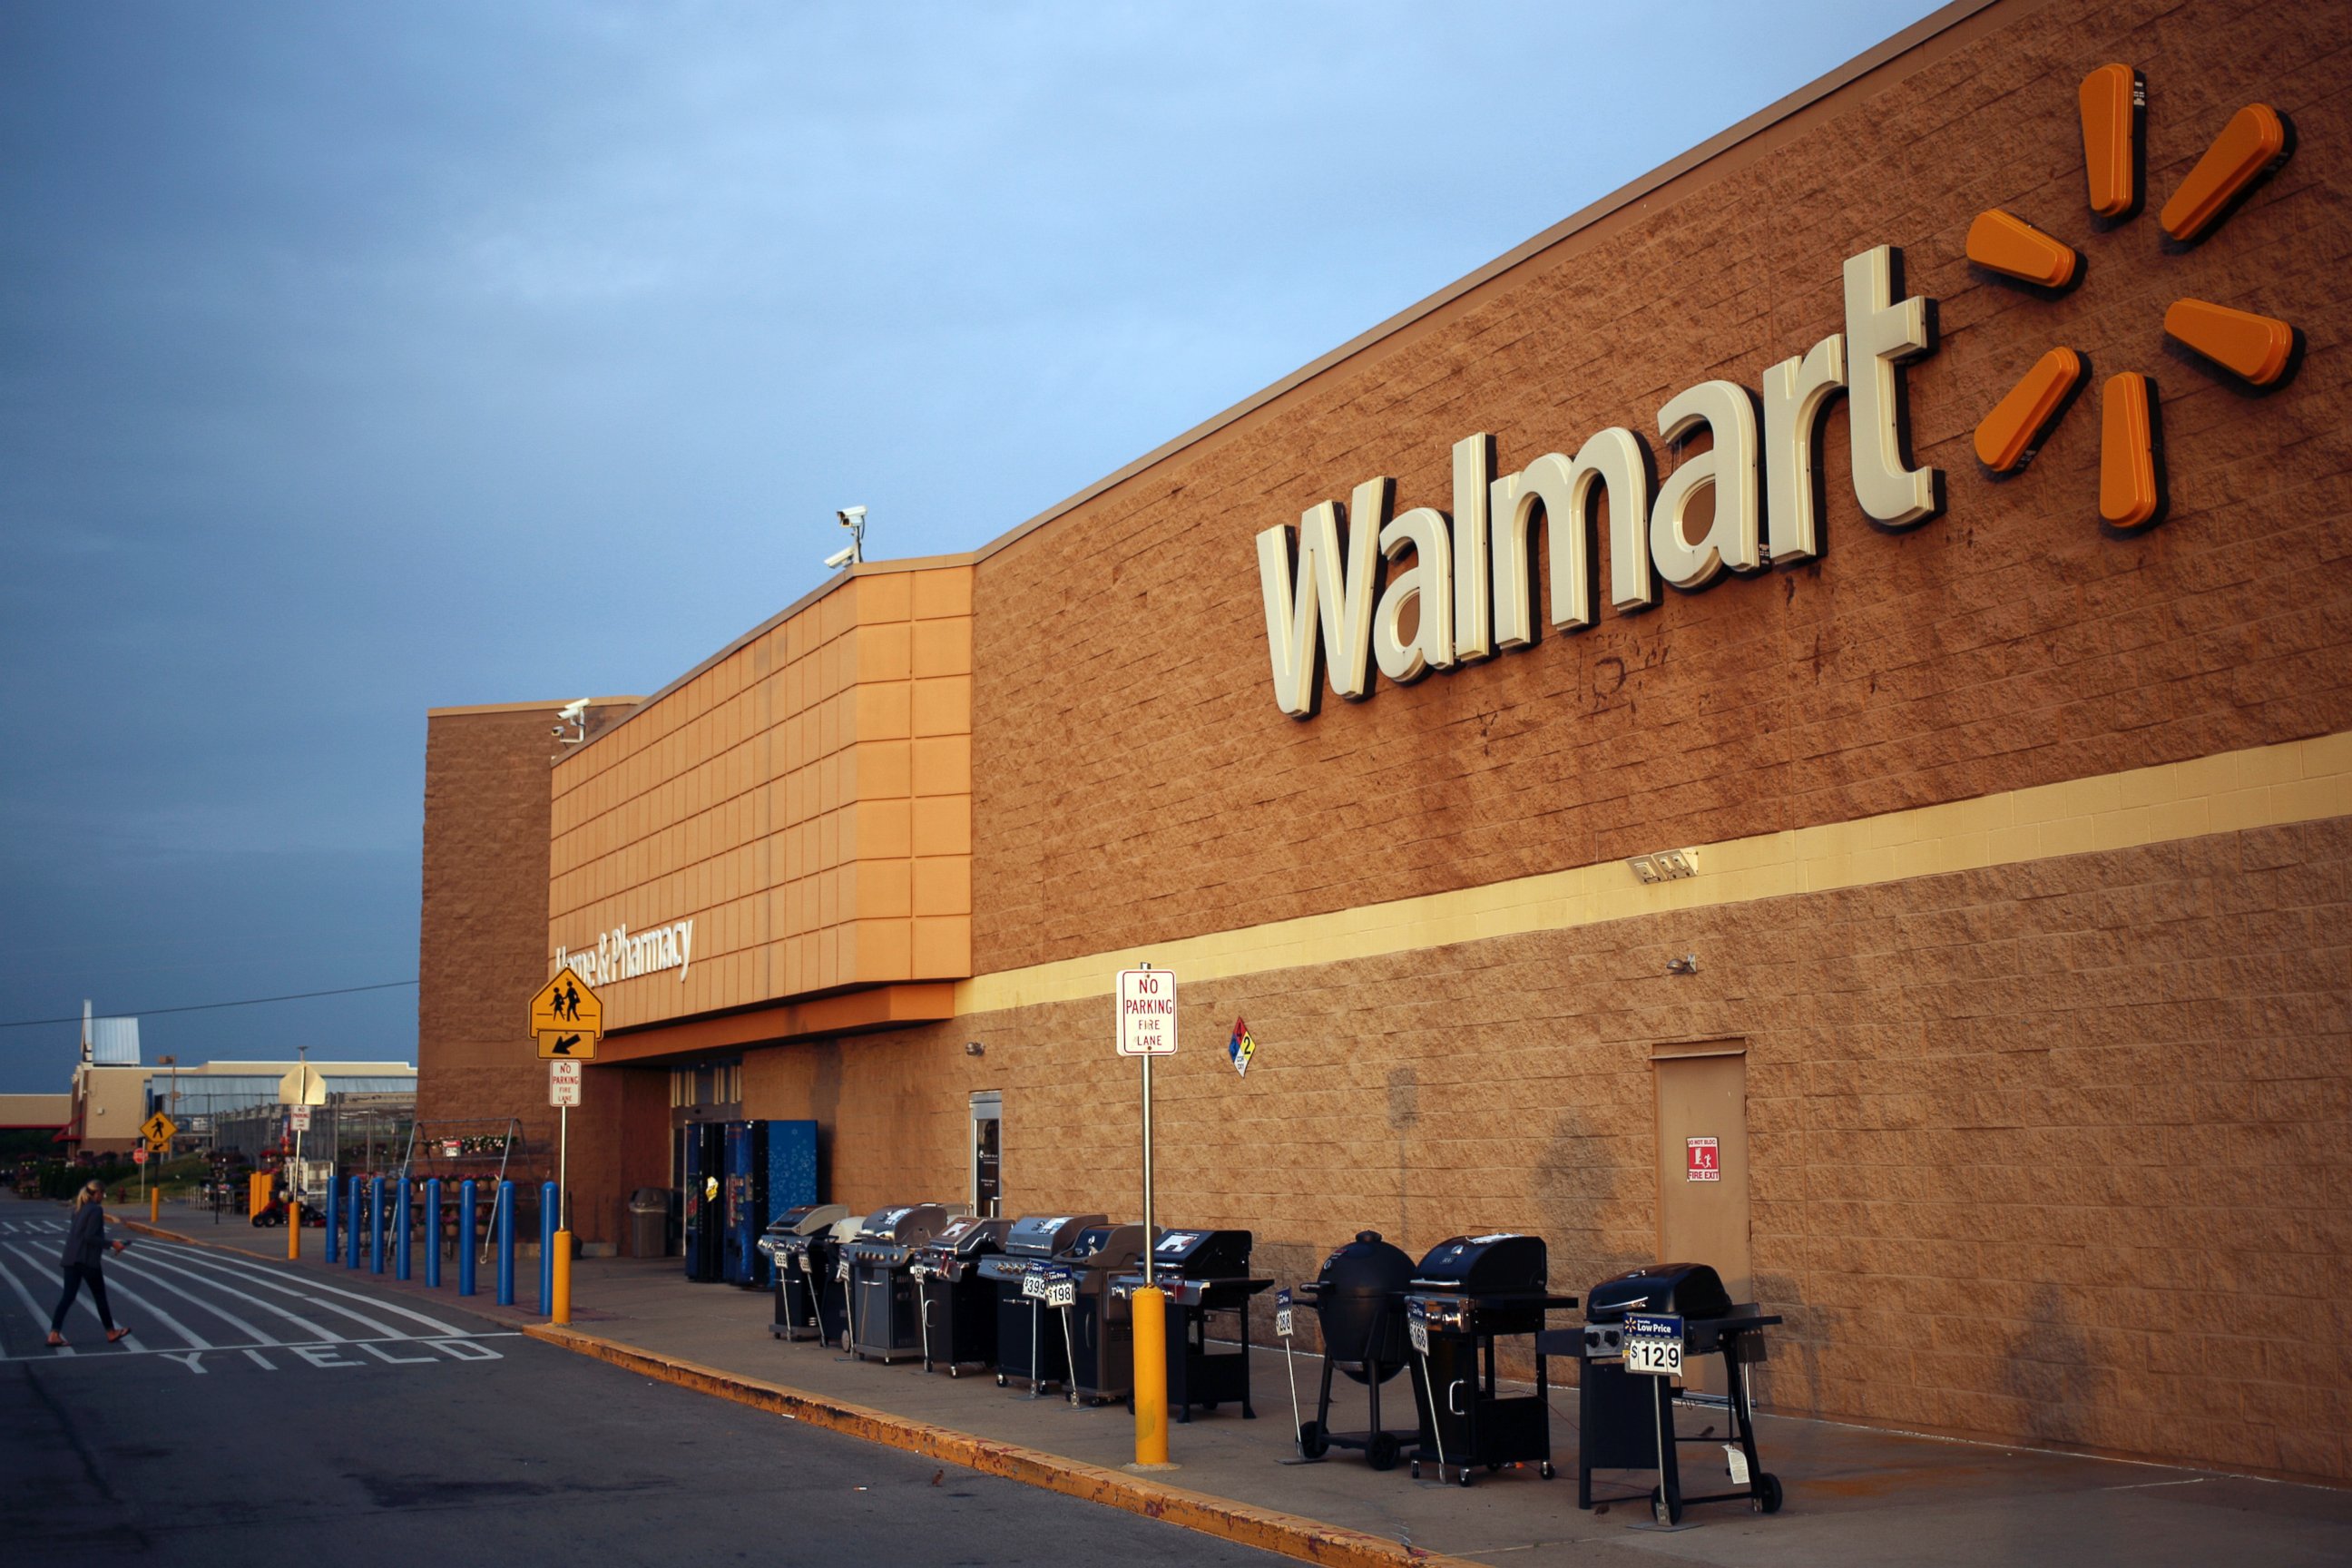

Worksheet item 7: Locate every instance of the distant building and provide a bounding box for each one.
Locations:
[53,1024,415,1162]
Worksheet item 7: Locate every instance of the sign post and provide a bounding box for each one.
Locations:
[530,973,600,1325]
[1117,963,1179,1469]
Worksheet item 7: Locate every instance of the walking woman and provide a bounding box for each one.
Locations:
[46,1179,132,1347]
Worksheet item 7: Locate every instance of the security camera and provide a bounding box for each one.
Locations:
[556,699,589,723]
[824,544,858,570]
[837,506,867,527]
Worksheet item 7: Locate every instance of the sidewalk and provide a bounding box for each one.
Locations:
[126,1205,2352,1568]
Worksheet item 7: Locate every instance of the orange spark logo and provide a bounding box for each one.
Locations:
[1967,65,2298,529]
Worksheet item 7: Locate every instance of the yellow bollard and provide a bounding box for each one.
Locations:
[288,1191,299,1260]
[551,1230,572,1325]
[149,1187,160,1223]
[1132,1285,1170,1466]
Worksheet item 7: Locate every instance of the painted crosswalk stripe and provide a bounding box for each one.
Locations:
[107,1254,281,1346]
[113,1250,344,1342]
[146,1241,467,1337]
[5,1242,208,1350]
[0,1250,74,1355]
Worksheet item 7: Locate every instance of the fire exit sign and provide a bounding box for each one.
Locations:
[1687,1137,1720,1181]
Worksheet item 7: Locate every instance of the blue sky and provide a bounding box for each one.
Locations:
[0,1,1939,1090]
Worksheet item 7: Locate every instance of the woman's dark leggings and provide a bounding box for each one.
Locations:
[49,1264,115,1333]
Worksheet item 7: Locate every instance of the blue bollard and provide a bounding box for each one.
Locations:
[396,1179,414,1281]
[540,1181,558,1312]
[348,1176,364,1270]
[425,1178,443,1288]
[324,1176,339,1264]
[495,1181,515,1307]
[458,1179,477,1297]
[369,1177,385,1274]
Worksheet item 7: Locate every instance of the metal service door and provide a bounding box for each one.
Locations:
[970,1092,1002,1218]
[1653,1044,1749,1397]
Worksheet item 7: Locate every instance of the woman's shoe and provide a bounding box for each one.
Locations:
[45,1332,64,1348]
[105,1328,132,1343]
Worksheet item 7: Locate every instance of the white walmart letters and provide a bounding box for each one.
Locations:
[1256,247,1938,718]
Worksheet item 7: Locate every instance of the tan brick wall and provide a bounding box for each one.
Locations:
[550,564,975,1029]
[969,0,2352,975]
[419,702,642,1242]
[814,815,2346,1482]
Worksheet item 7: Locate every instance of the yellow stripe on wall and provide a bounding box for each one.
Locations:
[955,731,2352,1015]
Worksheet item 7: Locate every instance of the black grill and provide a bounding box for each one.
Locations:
[909,1215,1009,1376]
[761,1203,851,1342]
[846,1204,956,1364]
[1109,1228,1270,1422]
[1046,1222,1147,1406]
[1537,1262,1784,1525]
[1292,1230,1419,1469]
[975,1212,1102,1395]
[1400,1232,1577,1486]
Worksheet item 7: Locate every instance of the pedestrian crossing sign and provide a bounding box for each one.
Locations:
[141,1111,177,1152]
[529,965,603,1041]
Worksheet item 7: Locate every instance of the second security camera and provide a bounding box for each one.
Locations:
[837,506,867,527]
[823,544,857,570]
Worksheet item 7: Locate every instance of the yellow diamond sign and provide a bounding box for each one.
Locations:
[530,965,603,1053]
[141,1111,176,1152]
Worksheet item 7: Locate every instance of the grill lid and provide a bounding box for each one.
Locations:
[1584,1262,1733,1323]
[1144,1228,1253,1278]
[1409,1232,1548,1295]
[917,1215,1010,1259]
[854,1202,953,1247]
[762,1202,850,1240]
[1003,1212,1105,1259]
[1054,1222,1145,1271]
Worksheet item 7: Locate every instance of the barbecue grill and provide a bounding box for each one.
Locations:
[977,1212,1103,1395]
[1293,1230,1419,1469]
[1110,1228,1269,1422]
[846,1203,957,1364]
[760,1203,851,1340]
[781,1214,863,1348]
[1049,1222,1148,1406]
[1541,1262,1785,1524]
[909,1215,1010,1376]
[1401,1231,1577,1485]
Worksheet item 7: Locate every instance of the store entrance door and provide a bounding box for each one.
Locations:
[1653,1043,1749,1397]
[970,1092,1002,1218]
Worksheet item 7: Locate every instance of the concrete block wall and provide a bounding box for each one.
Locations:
[968,0,2352,977]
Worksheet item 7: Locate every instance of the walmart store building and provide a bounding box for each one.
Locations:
[417,0,2352,1483]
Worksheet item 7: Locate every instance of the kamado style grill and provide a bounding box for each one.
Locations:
[760,1203,850,1341]
[1046,1221,1148,1406]
[846,1203,956,1364]
[909,1215,1009,1376]
[977,1212,1102,1395]
[1401,1232,1577,1485]
[1293,1230,1420,1469]
[1110,1228,1269,1422]
[1536,1262,1785,1525]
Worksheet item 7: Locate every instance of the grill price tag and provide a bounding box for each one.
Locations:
[1022,1271,1046,1298]
[1044,1278,1076,1308]
[835,1258,849,1282]
[1274,1287,1293,1340]
[1407,1305,1431,1354]
[1622,1312,1684,1377]
[798,1251,811,1274]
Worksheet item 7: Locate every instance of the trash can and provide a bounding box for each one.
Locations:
[628,1188,670,1259]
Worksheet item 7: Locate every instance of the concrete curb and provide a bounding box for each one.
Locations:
[117,1219,1469,1567]
[522,1323,1474,1568]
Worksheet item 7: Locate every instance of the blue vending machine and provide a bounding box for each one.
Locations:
[722,1120,820,1289]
